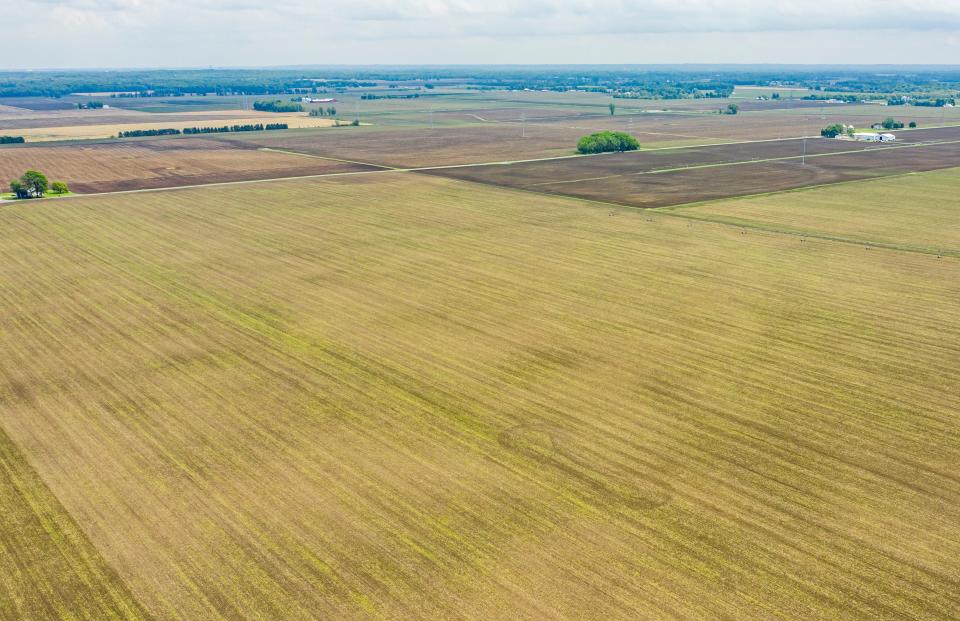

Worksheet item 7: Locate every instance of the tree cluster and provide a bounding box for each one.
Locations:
[309,107,337,117]
[8,170,68,199]
[0,136,25,144]
[820,123,851,138]
[576,131,640,154]
[880,118,905,130]
[253,100,304,113]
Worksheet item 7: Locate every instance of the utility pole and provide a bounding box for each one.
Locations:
[430,105,434,130]
[521,111,526,138]
[802,124,808,166]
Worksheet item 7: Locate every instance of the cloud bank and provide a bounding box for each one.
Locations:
[3,0,960,67]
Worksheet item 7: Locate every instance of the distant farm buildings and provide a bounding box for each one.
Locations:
[300,97,337,103]
[853,132,896,142]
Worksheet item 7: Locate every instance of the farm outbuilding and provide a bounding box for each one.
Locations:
[853,132,896,142]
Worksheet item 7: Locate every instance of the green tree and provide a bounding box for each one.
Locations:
[10,179,28,199]
[51,181,69,195]
[20,170,48,197]
[727,103,739,115]
[608,102,616,116]
[909,121,917,128]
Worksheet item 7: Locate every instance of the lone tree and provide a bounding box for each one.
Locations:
[726,103,739,115]
[51,181,69,195]
[576,131,640,154]
[609,102,616,116]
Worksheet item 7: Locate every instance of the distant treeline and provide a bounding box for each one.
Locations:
[1,67,960,102]
[0,69,379,98]
[253,100,303,113]
[360,93,420,100]
[119,123,288,138]
[802,94,861,103]
[0,135,25,144]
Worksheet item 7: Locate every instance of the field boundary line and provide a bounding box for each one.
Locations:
[256,147,399,170]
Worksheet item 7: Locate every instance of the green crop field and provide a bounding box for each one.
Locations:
[1,172,958,619]
[670,167,960,254]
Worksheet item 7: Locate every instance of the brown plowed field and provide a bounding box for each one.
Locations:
[424,130,960,208]
[0,139,380,193]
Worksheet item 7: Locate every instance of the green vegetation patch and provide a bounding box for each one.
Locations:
[575,130,640,154]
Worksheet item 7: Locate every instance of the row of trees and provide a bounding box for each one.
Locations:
[576,131,640,154]
[0,136,25,144]
[182,123,289,135]
[360,93,420,100]
[9,170,68,199]
[878,117,909,130]
[120,123,290,138]
[118,128,181,138]
[253,100,303,113]
[309,107,337,117]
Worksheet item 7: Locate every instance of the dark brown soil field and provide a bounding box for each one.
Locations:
[234,109,960,169]
[225,116,811,169]
[424,133,960,208]
[0,139,379,193]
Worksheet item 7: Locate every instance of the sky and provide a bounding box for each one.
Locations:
[3,0,960,69]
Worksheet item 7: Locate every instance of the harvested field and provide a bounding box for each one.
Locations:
[225,124,583,167]
[0,139,380,193]
[224,117,793,169]
[425,134,960,208]
[0,426,149,620]
[1,173,959,618]
[673,166,960,253]
[9,115,338,142]
[230,102,960,168]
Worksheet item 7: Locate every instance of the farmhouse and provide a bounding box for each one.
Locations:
[300,97,337,103]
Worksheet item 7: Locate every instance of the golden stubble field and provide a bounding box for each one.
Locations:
[0,172,958,619]
[671,167,960,254]
[12,114,338,142]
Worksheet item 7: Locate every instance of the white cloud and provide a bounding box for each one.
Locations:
[2,0,960,67]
